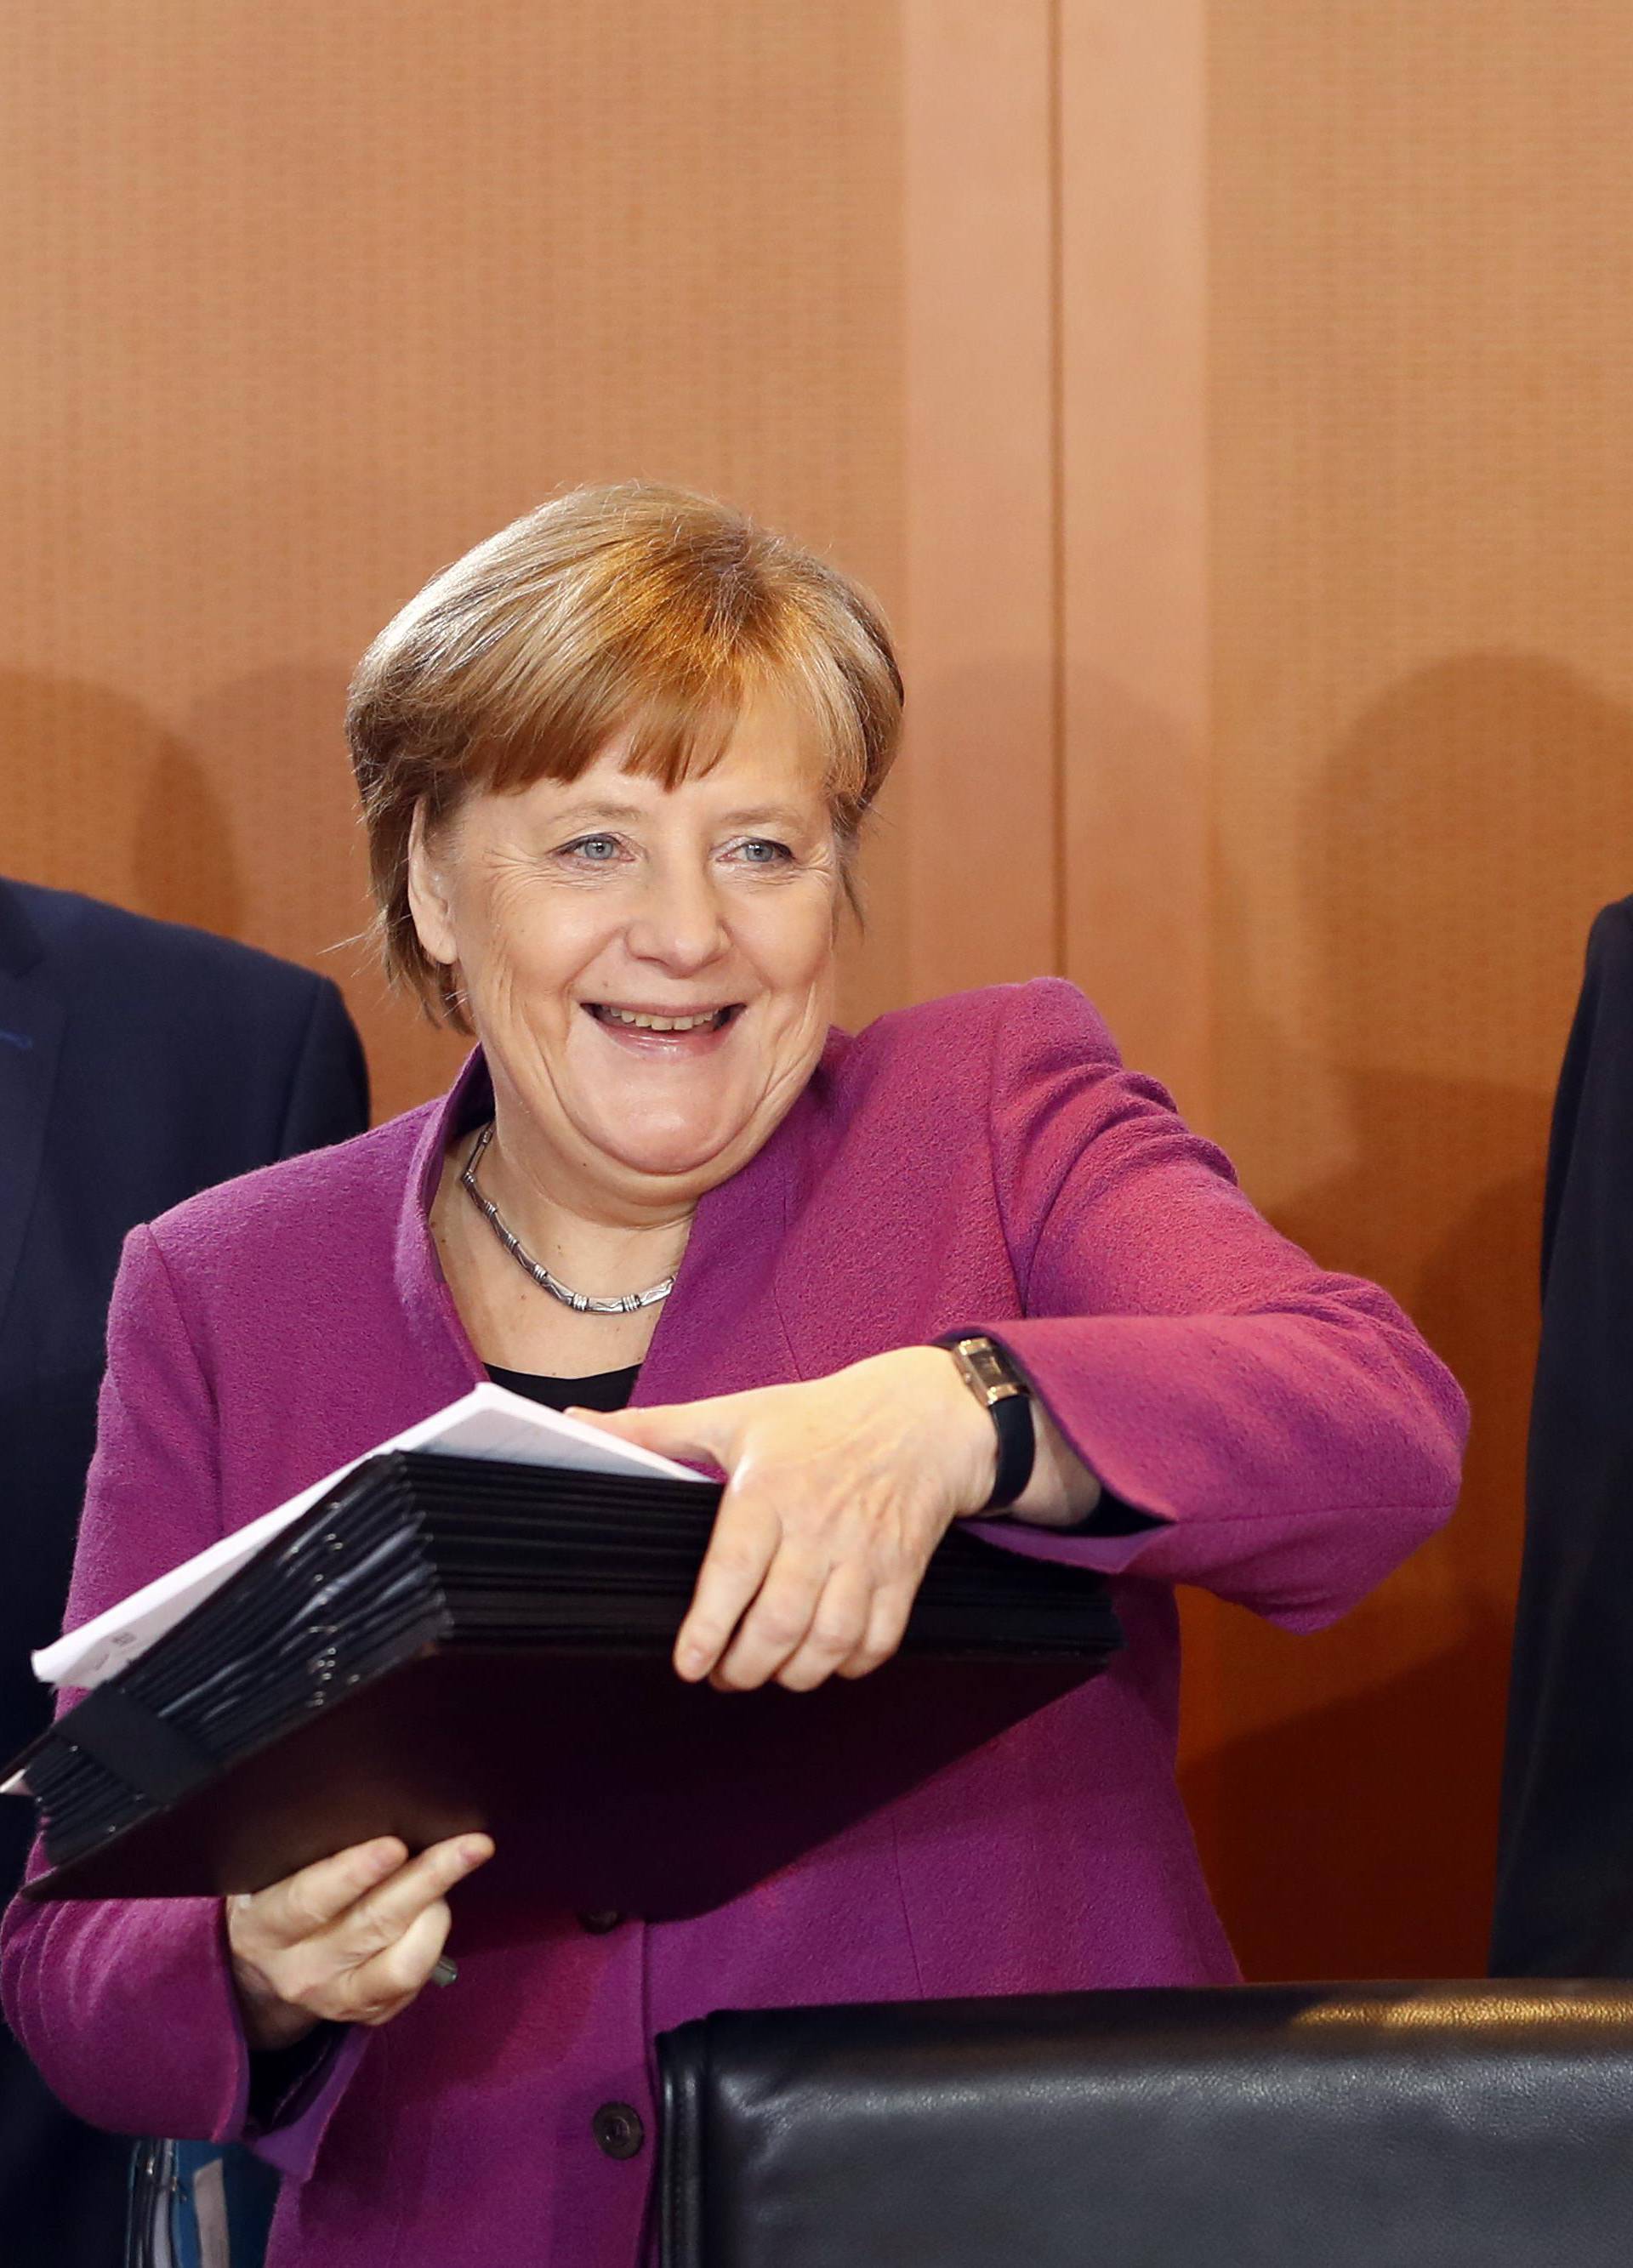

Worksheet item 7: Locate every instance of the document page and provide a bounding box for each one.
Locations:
[32,1384,707,1693]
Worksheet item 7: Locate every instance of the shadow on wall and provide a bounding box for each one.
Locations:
[0,662,468,1121]
[183,662,478,1122]
[180,660,380,980]
[1,671,247,935]
[1181,653,1633,1980]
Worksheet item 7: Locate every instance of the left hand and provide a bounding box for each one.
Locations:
[570,1347,998,1692]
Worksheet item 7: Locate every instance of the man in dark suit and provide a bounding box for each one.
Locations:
[0,874,369,2265]
[1494,896,1633,1977]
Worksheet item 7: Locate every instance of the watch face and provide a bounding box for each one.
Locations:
[959,1339,1022,1400]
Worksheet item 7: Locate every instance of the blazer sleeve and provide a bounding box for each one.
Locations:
[959,980,1468,1630]
[1490,900,1633,1975]
[0,1227,365,2166]
[276,975,370,1158]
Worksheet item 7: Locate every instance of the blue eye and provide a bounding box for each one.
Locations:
[568,835,621,862]
[736,838,791,866]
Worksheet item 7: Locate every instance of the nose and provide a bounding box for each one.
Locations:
[623,855,731,975]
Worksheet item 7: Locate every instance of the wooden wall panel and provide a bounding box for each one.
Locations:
[1058,1,1633,1976]
[0,0,904,1118]
[900,0,1060,1002]
[1192,2,1633,1975]
[1059,0,1210,1117]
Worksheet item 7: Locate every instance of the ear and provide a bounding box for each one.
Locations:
[405,800,460,970]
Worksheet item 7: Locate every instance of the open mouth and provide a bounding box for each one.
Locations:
[583,1003,743,1034]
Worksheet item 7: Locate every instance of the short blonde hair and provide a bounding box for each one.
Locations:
[346,481,903,1024]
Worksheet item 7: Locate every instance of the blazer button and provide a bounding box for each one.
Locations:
[578,1909,623,1935]
[593,2101,646,2160]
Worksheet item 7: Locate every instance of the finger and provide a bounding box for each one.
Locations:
[565,1396,743,1469]
[333,1833,492,1960]
[836,1576,917,1680]
[711,1542,830,1692]
[246,1836,410,1947]
[674,1494,783,1680]
[342,1897,453,2026]
[776,1563,874,1692]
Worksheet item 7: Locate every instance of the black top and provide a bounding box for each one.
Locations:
[487,1362,641,1414]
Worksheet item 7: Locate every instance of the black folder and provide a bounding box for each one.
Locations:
[10,1452,1121,1927]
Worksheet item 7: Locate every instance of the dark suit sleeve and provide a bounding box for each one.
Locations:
[275,978,369,1159]
[1492,899,1633,1975]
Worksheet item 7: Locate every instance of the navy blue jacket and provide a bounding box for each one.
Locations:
[0,876,368,2264]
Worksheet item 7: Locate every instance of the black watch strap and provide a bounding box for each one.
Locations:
[934,1333,1036,1512]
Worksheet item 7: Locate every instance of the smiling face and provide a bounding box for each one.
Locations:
[407,698,843,1224]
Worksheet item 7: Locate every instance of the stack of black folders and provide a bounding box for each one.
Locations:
[7,1386,1122,1935]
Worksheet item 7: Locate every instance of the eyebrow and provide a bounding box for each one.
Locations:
[717,805,815,831]
[543,799,818,832]
[545,799,647,825]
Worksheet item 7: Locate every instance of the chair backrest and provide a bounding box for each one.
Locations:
[658,1981,1633,2268]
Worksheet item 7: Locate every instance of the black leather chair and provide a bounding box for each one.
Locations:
[658,1982,1633,2267]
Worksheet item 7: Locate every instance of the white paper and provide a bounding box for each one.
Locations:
[31,1383,705,1694]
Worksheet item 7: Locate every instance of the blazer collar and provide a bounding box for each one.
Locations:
[390,1045,806,1406]
[0,883,66,1339]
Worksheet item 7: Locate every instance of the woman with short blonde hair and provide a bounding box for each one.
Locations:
[4,483,1466,2268]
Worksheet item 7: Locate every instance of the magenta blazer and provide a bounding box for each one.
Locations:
[2,980,1466,2268]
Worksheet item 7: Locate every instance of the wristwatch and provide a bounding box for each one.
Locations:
[934,1333,1036,1512]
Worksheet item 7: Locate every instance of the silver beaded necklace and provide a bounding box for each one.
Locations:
[458,1122,677,1316]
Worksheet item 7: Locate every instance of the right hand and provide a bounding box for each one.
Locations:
[225,1833,494,2051]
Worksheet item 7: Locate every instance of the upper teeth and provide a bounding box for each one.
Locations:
[598,1006,720,1032]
